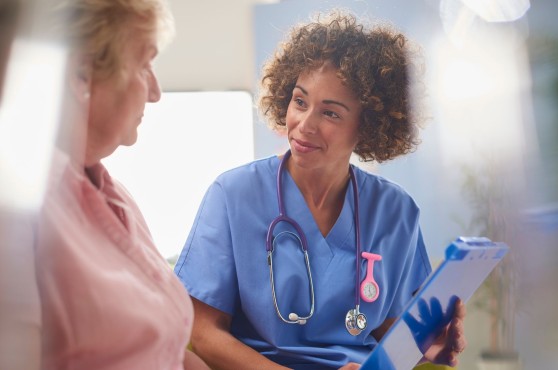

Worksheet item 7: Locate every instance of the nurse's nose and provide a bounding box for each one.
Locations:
[298,110,319,134]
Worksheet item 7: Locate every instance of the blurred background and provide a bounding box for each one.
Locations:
[1,0,557,369]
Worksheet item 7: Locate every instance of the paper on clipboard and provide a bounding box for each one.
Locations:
[360,237,509,370]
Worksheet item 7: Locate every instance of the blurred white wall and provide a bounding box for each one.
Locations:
[103,92,254,260]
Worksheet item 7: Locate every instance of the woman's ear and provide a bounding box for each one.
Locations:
[67,52,93,104]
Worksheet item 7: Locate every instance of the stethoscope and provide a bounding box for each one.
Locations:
[266,150,382,336]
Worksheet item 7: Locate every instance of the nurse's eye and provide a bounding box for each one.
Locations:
[293,97,306,107]
[324,110,340,119]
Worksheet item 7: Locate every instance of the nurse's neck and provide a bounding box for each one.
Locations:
[286,157,350,236]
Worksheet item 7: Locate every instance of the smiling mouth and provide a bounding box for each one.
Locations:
[292,138,319,153]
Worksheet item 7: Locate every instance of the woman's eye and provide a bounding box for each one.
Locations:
[324,110,340,119]
[293,97,305,107]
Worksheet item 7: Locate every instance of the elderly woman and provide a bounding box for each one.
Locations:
[174,11,466,370]
[28,0,210,369]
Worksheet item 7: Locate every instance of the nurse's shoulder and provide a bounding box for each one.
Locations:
[212,155,279,192]
[352,165,421,213]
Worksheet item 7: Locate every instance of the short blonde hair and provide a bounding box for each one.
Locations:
[51,0,174,79]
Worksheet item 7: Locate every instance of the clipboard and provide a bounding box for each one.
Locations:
[360,237,509,370]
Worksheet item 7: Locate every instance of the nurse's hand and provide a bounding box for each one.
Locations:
[338,362,360,370]
[422,298,467,367]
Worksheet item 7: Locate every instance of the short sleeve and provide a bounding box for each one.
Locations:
[174,182,239,315]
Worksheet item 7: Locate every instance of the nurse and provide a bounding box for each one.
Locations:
[175,10,466,370]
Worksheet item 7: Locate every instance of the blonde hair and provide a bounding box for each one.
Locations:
[51,0,174,79]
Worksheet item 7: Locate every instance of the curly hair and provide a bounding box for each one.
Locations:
[259,11,426,162]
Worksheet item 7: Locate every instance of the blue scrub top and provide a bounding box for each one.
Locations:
[175,155,431,370]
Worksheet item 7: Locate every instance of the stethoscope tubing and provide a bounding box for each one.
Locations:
[349,167,362,309]
[266,150,310,252]
[268,230,315,324]
[266,149,362,324]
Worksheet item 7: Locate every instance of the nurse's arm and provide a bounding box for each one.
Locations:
[188,298,291,370]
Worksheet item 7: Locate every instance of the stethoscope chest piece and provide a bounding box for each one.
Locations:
[345,305,367,336]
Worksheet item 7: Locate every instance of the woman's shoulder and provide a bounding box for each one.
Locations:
[353,165,418,207]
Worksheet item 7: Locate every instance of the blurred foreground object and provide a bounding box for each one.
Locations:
[0,0,20,102]
[0,0,67,369]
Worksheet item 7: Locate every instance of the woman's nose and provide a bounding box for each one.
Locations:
[148,70,162,103]
[298,110,318,134]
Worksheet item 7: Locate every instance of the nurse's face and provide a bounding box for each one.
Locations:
[285,61,362,172]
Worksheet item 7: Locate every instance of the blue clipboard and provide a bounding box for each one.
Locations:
[360,237,509,370]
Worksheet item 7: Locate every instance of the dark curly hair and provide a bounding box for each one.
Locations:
[259,11,426,162]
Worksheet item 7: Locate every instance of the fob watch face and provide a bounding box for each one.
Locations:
[362,281,378,301]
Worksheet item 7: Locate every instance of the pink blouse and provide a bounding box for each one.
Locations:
[35,150,192,370]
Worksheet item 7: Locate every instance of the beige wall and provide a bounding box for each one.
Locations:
[155,0,274,92]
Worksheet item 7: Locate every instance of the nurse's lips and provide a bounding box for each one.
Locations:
[292,138,319,153]
[292,139,318,153]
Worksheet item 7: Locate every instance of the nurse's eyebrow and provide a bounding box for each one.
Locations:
[294,85,351,112]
